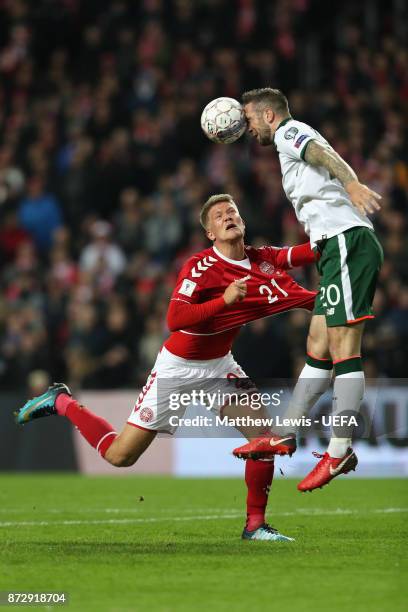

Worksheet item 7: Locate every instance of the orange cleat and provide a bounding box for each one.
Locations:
[233,433,297,460]
[297,448,358,492]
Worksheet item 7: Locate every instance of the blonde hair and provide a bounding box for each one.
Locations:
[200,193,235,229]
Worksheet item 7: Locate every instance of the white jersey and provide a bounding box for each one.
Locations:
[274,118,373,246]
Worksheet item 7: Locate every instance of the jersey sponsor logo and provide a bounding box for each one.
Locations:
[259,261,275,274]
[179,278,197,297]
[191,255,217,278]
[284,126,299,140]
[294,134,308,148]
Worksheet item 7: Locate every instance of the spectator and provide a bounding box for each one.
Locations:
[0,144,25,207]
[0,0,406,388]
[79,220,127,292]
[114,187,144,255]
[95,300,136,388]
[18,176,63,253]
[0,210,31,262]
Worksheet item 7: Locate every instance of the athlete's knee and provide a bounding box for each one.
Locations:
[109,454,136,467]
[306,316,330,359]
[103,424,155,467]
[327,324,363,362]
[306,332,329,359]
[104,446,141,467]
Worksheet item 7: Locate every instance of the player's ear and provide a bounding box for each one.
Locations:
[206,229,215,242]
[264,108,275,125]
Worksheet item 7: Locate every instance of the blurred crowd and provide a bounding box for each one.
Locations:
[0,0,407,392]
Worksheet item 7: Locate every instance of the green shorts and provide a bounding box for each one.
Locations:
[313,227,383,327]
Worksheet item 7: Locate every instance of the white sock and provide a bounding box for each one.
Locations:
[281,363,332,434]
[328,371,365,458]
[327,437,351,458]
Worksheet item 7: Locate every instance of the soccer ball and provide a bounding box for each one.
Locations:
[200,97,246,144]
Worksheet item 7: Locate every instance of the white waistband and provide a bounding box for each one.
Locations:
[160,345,230,368]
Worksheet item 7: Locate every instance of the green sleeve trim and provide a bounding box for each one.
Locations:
[276,117,292,130]
[273,116,292,145]
[300,138,313,160]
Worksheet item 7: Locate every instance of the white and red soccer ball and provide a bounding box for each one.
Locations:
[200,97,246,144]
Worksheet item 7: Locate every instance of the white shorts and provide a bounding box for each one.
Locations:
[127,346,254,434]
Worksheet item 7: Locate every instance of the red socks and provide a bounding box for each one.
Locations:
[55,392,276,513]
[245,458,274,531]
[56,394,117,457]
[55,393,74,417]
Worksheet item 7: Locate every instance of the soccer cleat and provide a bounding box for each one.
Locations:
[15,383,71,425]
[297,448,358,492]
[242,523,295,542]
[233,433,297,460]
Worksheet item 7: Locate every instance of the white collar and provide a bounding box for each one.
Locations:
[212,245,251,269]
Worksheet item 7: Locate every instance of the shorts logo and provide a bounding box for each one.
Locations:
[326,307,335,315]
[294,134,308,148]
[284,127,298,140]
[179,278,197,297]
[140,407,154,423]
[259,261,275,274]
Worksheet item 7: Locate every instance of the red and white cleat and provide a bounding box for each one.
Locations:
[297,448,358,492]
[233,433,297,460]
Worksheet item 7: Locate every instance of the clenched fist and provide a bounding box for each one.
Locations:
[223,276,250,305]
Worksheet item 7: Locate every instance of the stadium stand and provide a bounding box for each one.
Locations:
[0,0,407,392]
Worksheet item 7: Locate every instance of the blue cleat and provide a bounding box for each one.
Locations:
[242,523,295,542]
[15,383,71,425]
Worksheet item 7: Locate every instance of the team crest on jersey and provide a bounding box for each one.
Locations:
[259,261,275,275]
[284,126,298,140]
[140,407,154,423]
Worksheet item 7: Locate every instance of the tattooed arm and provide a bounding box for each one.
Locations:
[304,140,381,215]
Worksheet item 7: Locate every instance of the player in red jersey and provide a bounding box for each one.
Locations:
[16,193,318,542]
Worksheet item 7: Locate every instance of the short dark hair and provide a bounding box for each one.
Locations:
[242,88,289,116]
[200,193,236,229]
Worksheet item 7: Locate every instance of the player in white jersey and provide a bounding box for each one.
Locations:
[234,88,383,492]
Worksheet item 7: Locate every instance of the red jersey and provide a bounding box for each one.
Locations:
[164,243,317,359]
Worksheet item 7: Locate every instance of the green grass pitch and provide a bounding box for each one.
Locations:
[0,475,406,611]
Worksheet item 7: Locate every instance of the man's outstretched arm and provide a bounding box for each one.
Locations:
[303,140,381,215]
[268,242,319,270]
